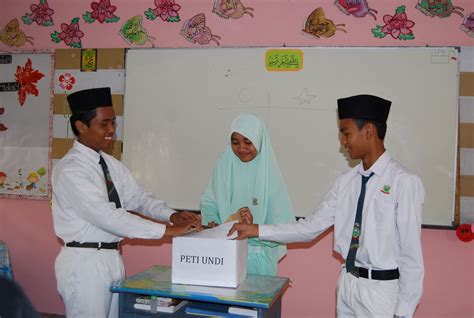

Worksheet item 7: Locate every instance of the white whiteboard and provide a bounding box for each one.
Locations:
[122,47,459,227]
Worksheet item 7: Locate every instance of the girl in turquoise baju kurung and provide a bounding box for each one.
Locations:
[200,113,296,276]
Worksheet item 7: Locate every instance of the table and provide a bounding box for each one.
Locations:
[0,241,13,278]
[111,265,289,317]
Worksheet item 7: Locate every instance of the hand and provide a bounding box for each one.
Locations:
[227,223,259,240]
[207,221,218,228]
[165,219,203,237]
[170,211,201,225]
[238,207,253,224]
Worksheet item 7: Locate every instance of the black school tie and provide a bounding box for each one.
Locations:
[346,172,374,273]
[99,155,122,209]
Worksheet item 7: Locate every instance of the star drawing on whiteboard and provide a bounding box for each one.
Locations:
[293,88,316,105]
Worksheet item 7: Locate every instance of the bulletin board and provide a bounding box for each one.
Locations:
[0,52,53,199]
[122,47,459,227]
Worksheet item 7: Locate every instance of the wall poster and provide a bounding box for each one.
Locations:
[0,52,53,199]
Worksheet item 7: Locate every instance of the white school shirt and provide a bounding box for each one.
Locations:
[52,140,176,243]
[259,151,425,317]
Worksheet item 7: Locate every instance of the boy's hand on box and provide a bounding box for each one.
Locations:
[170,211,201,225]
[165,220,203,237]
[228,223,259,240]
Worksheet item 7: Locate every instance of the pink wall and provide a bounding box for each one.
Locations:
[1,198,473,317]
[1,0,474,51]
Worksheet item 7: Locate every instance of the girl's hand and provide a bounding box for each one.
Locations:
[207,221,218,228]
[239,207,253,224]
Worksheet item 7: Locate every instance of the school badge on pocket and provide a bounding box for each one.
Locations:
[380,185,391,194]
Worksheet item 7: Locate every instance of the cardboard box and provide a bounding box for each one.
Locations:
[172,224,248,288]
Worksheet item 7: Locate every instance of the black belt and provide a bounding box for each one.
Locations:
[65,241,119,250]
[348,267,400,280]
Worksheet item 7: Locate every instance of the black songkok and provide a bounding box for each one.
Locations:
[337,94,391,123]
[67,87,112,114]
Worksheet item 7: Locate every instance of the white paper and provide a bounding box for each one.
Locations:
[183,284,238,297]
[228,306,258,317]
[186,221,238,240]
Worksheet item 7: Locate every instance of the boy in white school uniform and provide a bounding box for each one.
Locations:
[229,94,425,318]
[52,87,202,318]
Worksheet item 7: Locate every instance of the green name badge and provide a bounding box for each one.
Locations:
[265,49,303,71]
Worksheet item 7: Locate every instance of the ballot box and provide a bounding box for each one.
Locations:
[172,223,248,288]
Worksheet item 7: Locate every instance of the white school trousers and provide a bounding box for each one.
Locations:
[55,246,124,318]
[337,266,400,318]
